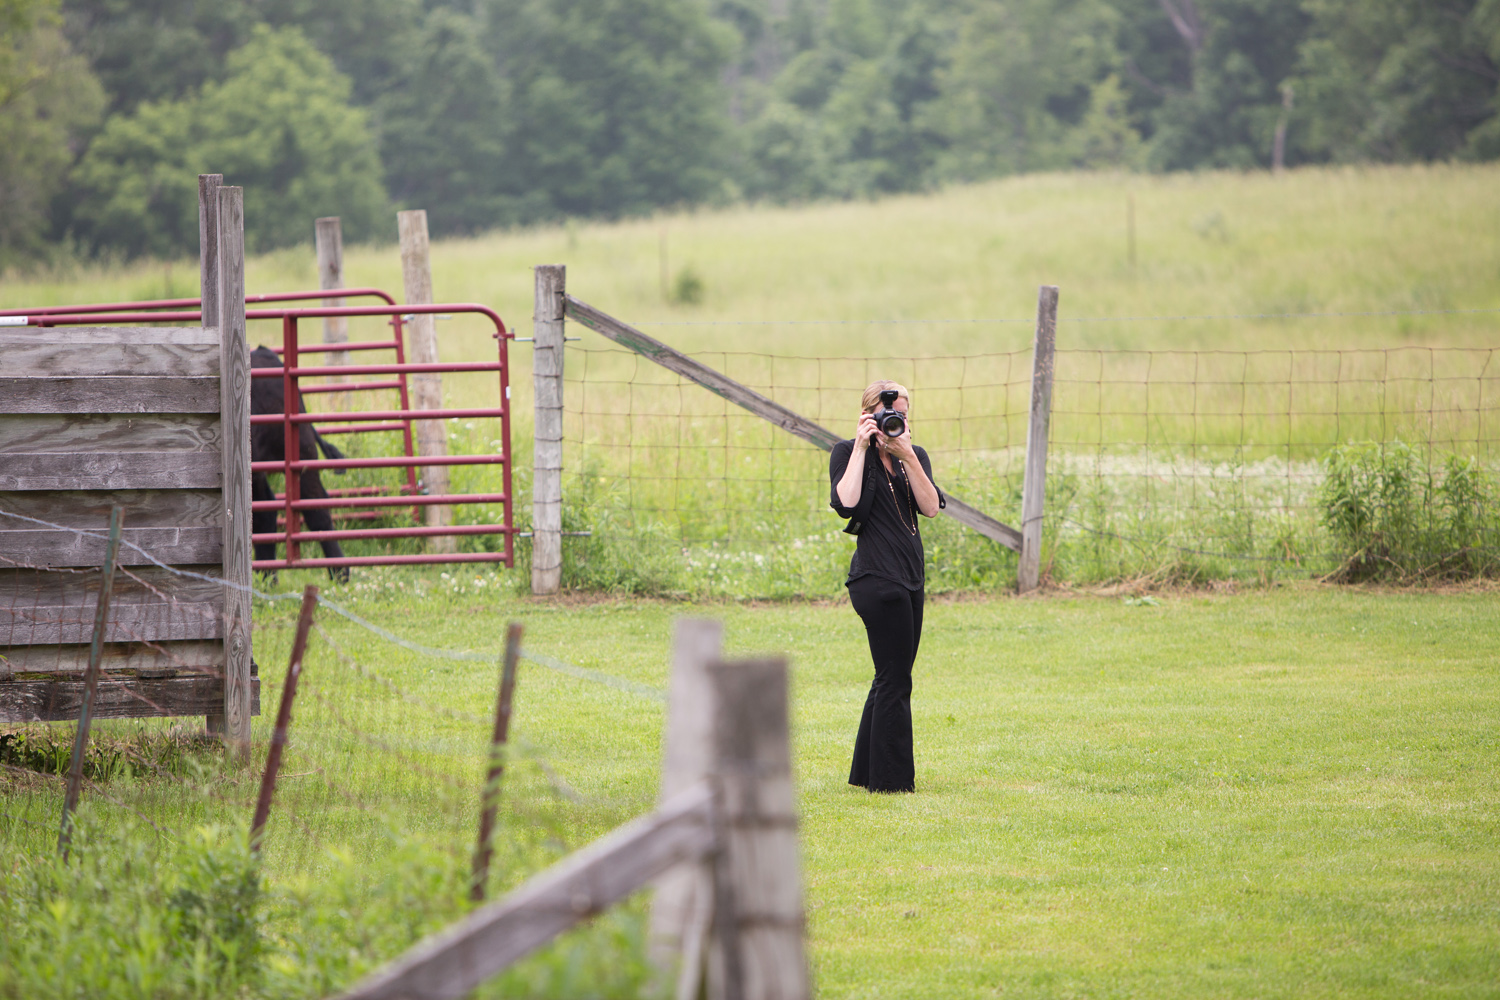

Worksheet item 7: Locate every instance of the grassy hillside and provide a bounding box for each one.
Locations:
[5,164,1499,365]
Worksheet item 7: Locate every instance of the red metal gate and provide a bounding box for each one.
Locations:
[12,296,517,571]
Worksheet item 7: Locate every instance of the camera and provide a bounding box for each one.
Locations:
[873,388,906,438]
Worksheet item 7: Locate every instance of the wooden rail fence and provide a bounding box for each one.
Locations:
[336,619,809,1000]
[531,274,1064,594]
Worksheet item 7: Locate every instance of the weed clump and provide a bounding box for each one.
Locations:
[1317,441,1500,581]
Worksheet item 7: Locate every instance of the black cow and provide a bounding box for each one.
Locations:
[250,345,349,580]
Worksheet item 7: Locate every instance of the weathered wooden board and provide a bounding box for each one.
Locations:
[337,783,717,1000]
[3,339,220,377]
[0,527,221,567]
[1,602,222,645]
[0,639,226,679]
[0,564,221,605]
[0,490,223,530]
[0,327,218,347]
[0,451,222,491]
[0,675,259,722]
[0,413,220,456]
[0,377,220,414]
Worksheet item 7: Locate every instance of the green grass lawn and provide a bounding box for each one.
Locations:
[243,578,1498,998]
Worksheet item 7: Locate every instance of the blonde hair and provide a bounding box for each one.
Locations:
[861,380,910,414]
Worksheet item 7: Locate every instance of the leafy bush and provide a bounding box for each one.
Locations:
[1317,442,1500,581]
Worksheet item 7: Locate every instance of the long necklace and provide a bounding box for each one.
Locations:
[882,454,918,536]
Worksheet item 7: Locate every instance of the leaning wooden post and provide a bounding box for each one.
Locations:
[199,173,226,738]
[58,506,124,860]
[316,217,349,374]
[250,585,317,853]
[398,209,454,551]
[705,655,809,1000]
[1018,285,1059,594]
[471,622,524,902]
[531,264,565,595]
[649,619,724,999]
[218,185,254,762]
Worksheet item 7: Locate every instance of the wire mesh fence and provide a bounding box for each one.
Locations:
[0,510,668,994]
[556,321,1500,592]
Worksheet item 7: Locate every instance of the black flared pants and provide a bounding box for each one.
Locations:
[847,575,924,793]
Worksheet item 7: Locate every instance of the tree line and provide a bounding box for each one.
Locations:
[2,0,1496,267]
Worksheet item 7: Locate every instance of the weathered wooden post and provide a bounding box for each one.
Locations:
[315,217,349,372]
[398,209,454,551]
[704,654,809,1000]
[650,619,724,999]
[58,506,124,860]
[218,185,254,761]
[531,264,565,595]
[471,622,524,902]
[199,174,226,738]
[250,585,317,852]
[1018,285,1058,594]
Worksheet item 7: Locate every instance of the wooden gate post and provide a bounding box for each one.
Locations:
[218,185,253,761]
[398,209,454,550]
[650,619,724,998]
[531,264,565,595]
[315,217,348,372]
[199,174,226,738]
[1018,285,1059,594]
[705,654,809,1000]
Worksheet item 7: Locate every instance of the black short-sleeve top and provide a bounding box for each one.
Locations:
[829,440,945,590]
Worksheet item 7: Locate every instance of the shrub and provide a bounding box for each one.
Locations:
[1317,441,1500,581]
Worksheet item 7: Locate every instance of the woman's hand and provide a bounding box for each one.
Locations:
[852,412,879,451]
[876,420,917,464]
[837,412,878,509]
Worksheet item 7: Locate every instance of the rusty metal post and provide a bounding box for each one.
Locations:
[250,585,318,852]
[471,622,524,901]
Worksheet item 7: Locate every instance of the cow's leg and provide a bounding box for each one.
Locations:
[251,473,279,580]
[299,468,348,582]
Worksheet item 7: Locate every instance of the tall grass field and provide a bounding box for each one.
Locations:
[13,164,1500,593]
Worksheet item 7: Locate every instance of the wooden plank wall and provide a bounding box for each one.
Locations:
[0,325,259,723]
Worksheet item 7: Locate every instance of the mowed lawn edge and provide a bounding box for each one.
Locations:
[247,580,1500,998]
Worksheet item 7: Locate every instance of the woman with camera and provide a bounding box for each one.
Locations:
[829,380,944,793]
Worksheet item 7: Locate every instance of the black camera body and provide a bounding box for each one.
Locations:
[873,388,906,438]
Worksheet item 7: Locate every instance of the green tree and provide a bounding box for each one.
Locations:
[740,0,953,200]
[0,0,103,269]
[1295,0,1500,162]
[480,0,736,220]
[377,7,515,235]
[59,0,257,115]
[69,24,388,257]
[1143,0,1312,170]
[931,0,1126,179]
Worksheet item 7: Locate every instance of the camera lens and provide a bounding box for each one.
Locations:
[878,410,905,436]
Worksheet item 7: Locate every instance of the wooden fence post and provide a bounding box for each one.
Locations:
[1018,285,1059,594]
[531,265,566,595]
[398,209,454,551]
[250,585,317,852]
[471,622,523,902]
[199,173,225,738]
[58,506,123,860]
[218,185,254,761]
[705,655,809,1000]
[650,619,724,999]
[316,217,348,372]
